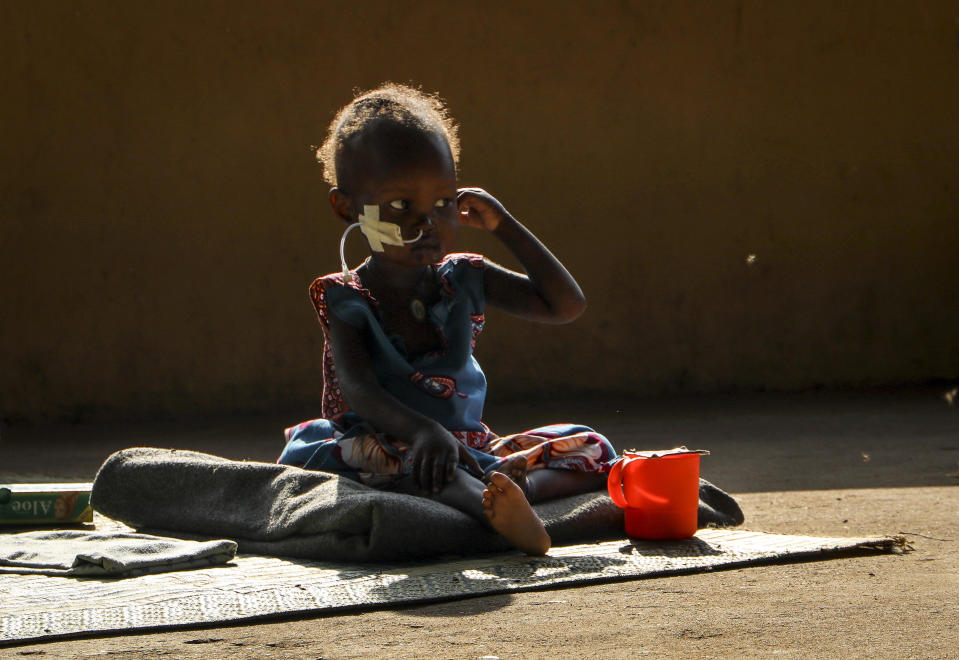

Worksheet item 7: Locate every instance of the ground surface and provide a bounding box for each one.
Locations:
[2,388,958,658]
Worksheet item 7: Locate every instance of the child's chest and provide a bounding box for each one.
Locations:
[372,295,445,357]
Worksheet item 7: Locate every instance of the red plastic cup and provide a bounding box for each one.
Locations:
[607,449,702,539]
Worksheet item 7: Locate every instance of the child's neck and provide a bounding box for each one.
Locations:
[362,257,433,295]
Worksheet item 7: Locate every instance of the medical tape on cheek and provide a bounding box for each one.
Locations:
[358,205,405,252]
[339,204,423,282]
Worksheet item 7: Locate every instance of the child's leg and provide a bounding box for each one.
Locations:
[483,454,529,494]
[483,425,616,502]
[482,472,550,555]
[393,468,550,555]
[526,468,608,503]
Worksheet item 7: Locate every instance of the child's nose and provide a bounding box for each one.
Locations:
[415,213,436,229]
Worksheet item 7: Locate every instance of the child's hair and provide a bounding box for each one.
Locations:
[316,82,460,188]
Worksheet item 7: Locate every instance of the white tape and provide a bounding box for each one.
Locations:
[338,205,423,282]
[358,205,404,252]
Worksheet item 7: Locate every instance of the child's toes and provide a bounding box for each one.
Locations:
[488,471,511,491]
[483,495,495,519]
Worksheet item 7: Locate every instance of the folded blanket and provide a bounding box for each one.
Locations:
[91,448,742,562]
[0,529,236,577]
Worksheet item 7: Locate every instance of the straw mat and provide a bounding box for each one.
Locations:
[0,524,903,645]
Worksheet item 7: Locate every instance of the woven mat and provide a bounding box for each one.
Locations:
[0,519,903,645]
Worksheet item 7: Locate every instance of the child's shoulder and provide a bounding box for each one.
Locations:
[436,253,487,305]
[310,271,361,302]
[308,272,378,329]
[311,270,354,292]
[439,252,485,268]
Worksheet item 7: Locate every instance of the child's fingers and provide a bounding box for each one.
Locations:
[409,451,421,490]
[456,187,484,200]
[417,454,433,493]
[456,445,483,476]
[456,188,486,212]
[456,200,478,217]
[455,194,490,229]
[431,456,447,493]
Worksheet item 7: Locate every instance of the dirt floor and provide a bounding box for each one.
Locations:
[2,387,958,658]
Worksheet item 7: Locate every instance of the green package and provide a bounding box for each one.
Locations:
[0,483,94,525]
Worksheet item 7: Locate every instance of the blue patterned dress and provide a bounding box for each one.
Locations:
[278,253,617,488]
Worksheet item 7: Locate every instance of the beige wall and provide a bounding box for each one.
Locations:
[2,1,958,421]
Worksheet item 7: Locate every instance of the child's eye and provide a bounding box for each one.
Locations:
[434,198,452,208]
[388,200,408,211]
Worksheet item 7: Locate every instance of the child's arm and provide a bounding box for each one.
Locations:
[457,188,586,324]
[326,311,482,493]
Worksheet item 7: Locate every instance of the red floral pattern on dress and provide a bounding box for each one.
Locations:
[469,313,485,350]
[309,272,378,422]
[409,372,469,399]
[452,425,495,449]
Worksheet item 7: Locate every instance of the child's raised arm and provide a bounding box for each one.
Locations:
[326,310,482,492]
[457,188,587,324]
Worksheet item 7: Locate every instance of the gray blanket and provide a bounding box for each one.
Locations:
[91,447,742,562]
[0,529,236,577]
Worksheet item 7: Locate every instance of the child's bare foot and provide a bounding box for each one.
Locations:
[484,455,529,496]
[482,471,550,555]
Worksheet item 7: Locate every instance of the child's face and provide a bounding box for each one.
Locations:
[344,127,458,268]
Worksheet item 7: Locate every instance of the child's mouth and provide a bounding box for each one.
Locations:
[411,237,440,251]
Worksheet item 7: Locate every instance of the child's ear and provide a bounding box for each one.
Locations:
[329,188,354,224]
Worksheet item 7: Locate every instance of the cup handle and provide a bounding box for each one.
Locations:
[607,457,629,508]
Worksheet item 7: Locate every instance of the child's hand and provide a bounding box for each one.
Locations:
[457,188,511,233]
[409,424,483,494]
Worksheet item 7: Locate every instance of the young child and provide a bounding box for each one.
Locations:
[279,83,617,555]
